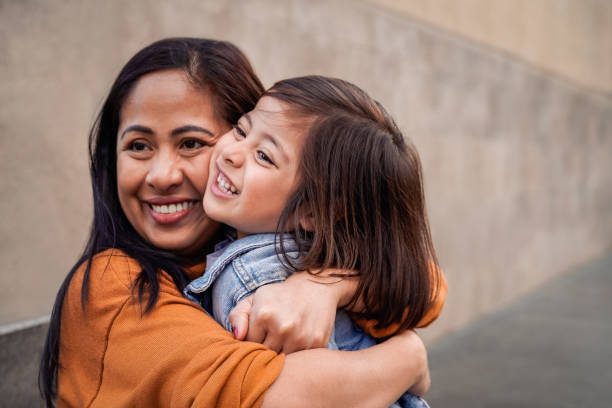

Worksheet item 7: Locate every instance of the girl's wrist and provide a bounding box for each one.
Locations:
[302,269,359,309]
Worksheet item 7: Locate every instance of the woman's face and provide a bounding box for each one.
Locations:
[116,69,230,256]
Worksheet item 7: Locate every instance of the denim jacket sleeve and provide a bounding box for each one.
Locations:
[185,233,299,332]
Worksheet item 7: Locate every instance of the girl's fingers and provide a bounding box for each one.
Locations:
[228,296,253,340]
[245,306,268,344]
[262,333,284,353]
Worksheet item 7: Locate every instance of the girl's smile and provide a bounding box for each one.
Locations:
[211,166,240,197]
[203,96,309,236]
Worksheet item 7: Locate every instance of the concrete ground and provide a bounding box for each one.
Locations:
[426,252,612,408]
[0,322,47,407]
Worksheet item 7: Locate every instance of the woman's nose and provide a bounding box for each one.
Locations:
[145,152,183,192]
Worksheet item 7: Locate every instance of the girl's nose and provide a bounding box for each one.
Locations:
[221,144,245,168]
[145,151,183,192]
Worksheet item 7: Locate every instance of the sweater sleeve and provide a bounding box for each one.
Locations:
[58,250,284,408]
[353,262,448,338]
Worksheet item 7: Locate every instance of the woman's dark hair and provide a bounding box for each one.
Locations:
[268,76,439,332]
[39,37,264,406]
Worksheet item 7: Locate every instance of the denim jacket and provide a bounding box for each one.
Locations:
[184,233,428,408]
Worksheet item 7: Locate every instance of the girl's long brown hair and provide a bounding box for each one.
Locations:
[268,76,439,332]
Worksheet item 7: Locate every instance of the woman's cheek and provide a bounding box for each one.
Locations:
[189,148,215,195]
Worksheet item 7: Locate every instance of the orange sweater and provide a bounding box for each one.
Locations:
[57,249,284,408]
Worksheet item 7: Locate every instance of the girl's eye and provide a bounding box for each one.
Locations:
[257,151,275,166]
[181,139,206,150]
[128,141,151,152]
[233,124,246,138]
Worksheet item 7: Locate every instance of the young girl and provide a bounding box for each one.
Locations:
[186,76,446,407]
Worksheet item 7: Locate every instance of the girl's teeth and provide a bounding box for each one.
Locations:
[217,173,238,195]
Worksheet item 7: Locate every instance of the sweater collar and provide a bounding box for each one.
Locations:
[185,262,207,281]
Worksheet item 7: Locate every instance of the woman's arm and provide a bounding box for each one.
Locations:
[59,251,427,407]
[263,330,430,408]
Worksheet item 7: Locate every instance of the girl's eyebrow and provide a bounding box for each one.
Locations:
[244,112,289,162]
[243,112,253,128]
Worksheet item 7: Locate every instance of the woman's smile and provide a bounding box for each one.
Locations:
[145,197,199,224]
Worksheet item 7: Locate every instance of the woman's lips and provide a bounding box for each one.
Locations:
[145,199,198,224]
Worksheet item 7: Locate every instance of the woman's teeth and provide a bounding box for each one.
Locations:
[217,173,238,195]
[151,201,195,214]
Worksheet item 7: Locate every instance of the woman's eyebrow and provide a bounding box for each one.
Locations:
[171,125,214,137]
[120,125,153,139]
[120,124,214,140]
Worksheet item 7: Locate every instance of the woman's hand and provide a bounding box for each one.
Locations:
[229,270,358,354]
[262,327,430,407]
[391,330,430,396]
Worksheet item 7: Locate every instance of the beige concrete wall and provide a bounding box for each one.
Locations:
[1,0,611,342]
[365,0,612,94]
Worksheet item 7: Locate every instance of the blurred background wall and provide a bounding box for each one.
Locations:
[1,0,611,402]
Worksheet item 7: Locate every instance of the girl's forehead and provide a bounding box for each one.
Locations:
[250,96,311,132]
[244,97,311,159]
[252,96,290,121]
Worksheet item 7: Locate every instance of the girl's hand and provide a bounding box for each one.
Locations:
[229,270,357,354]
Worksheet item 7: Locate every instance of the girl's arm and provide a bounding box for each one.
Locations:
[229,270,358,353]
[263,329,430,408]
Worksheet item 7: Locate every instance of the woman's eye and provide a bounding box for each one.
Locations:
[181,139,205,150]
[128,141,150,152]
[257,151,275,166]
[233,124,246,138]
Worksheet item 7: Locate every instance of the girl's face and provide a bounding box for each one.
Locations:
[203,96,308,236]
[116,69,229,255]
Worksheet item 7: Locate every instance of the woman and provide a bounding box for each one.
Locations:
[39,38,430,407]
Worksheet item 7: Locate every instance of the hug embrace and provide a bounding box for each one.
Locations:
[40,38,447,408]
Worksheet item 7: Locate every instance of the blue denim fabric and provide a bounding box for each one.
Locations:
[185,233,429,408]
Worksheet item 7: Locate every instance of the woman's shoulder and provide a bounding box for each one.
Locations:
[81,248,143,290]
[61,249,140,329]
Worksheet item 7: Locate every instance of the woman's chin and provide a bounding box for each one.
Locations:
[144,221,221,256]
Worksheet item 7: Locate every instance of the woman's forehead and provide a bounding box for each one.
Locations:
[124,70,210,112]
[119,70,229,136]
